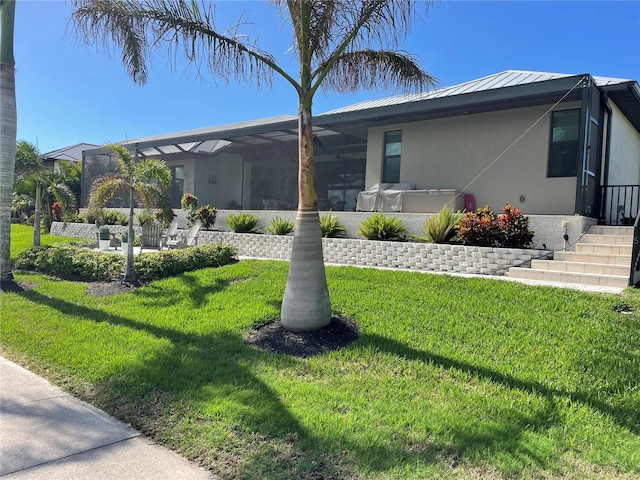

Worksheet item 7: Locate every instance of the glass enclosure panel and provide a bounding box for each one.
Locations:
[169,166,185,208]
[316,158,365,210]
[81,153,115,206]
[249,158,298,210]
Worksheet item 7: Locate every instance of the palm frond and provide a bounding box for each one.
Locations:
[74,0,286,88]
[72,0,150,84]
[133,182,172,213]
[105,143,136,178]
[88,175,129,210]
[317,49,437,93]
[47,182,78,215]
[134,159,171,187]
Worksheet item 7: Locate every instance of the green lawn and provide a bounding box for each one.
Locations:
[2,226,639,479]
[9,223,79,261]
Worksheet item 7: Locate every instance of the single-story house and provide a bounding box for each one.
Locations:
[43,143,99,172]
[81,70,640,235]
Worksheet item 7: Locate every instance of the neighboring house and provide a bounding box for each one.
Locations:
[42,143,99,172]
[81,70,640,225]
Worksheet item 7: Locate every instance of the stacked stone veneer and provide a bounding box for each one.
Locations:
[51,222,551,276]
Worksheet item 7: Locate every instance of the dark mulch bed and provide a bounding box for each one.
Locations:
[85,281,137,297]
[246,316,360,358]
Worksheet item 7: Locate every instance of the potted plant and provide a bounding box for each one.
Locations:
[120,230,129,252]
[98,226,111,251]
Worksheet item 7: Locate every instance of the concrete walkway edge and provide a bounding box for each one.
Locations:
[0,355,218,479]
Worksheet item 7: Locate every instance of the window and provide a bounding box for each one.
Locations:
[383,130,402,183]
[548,109,580,177]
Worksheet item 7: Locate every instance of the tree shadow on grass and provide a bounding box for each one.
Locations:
[14,287,640,479]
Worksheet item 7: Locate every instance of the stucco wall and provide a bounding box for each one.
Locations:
[366,103,581,215]
[607,101,640,185]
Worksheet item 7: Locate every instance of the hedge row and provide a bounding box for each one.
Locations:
[15,243,238,283]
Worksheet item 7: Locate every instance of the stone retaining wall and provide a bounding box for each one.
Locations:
[51,222,552,276]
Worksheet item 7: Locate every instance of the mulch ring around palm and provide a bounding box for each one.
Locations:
[246,316,359,358]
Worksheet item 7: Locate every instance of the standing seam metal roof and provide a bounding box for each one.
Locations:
[319,70,633,115]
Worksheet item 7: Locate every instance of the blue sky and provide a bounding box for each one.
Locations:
[15,0,640,154]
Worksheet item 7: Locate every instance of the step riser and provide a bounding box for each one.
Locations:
[530,260,629,276]
[580,234,633,246]
[554,251,630,265]
[575,244,632,256]
[508,268,629,288]
[588,226,634,236]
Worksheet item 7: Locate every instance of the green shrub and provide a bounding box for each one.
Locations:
[14,243,237,283]
[419,205,464,243]
[137,211,156,226]
[99,226,111,240]
[225,213,259,233]
[266,216,294,235]
[359,214,407,241]
[121,231,129,243]
[320,211,347,238]
[103,210,129,226]
[457,204,534,248]
[133,243,237,282]
[81,209,99,224]
[65,212,84,223]
[14,245,125,281]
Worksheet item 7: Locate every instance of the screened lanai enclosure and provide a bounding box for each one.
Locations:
[81,115,367,212]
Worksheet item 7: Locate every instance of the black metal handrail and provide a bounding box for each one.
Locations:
[600,185,640,226]
[630,212,640,287]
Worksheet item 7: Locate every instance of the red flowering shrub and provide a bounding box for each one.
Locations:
[458,204,533,248]
[498,204,534,247]
[51,201,64,222]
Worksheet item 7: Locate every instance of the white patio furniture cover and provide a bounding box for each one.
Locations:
[356,183,415,212]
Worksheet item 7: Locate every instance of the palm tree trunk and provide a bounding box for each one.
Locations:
[0,0,17,282]
[33,180,42,246]
[122,182,136,283]
[280,104,331,331]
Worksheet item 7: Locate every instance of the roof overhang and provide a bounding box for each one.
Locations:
[601,81,640,132]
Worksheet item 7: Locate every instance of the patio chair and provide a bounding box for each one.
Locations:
[167,222,201,249]
[160,218,180,250]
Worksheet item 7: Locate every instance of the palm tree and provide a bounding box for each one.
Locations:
[0,0,17,283]
[88,143,172,284]
[14,140,77,246]
[72,0,436,330]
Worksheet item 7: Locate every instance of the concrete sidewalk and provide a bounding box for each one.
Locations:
[0,355,218,479]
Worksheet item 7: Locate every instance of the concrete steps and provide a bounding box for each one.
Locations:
[508,225,632,289]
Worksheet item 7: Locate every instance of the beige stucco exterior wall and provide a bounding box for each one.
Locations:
[607,100,640,185]
[366,103,582,215]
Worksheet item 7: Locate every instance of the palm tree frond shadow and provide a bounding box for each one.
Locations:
[361,333,639,434]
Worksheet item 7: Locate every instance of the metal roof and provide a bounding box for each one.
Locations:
[84,70,639,157]
[319,70,633,115]
[43,143,100,162]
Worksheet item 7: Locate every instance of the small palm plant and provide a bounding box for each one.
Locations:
[359,214,407,241]
[420,205,464,243]
[225,213,259,233]
[266,216,294,235]
[88,144,172,283]
[320,211,347,238]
